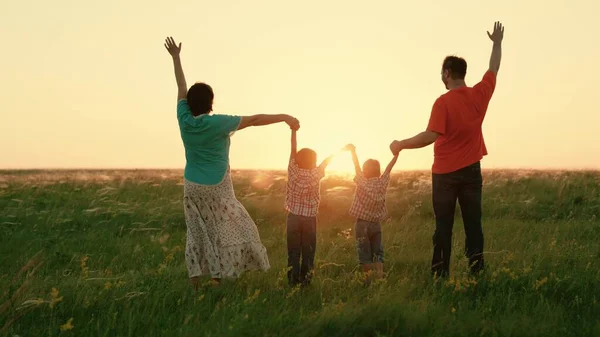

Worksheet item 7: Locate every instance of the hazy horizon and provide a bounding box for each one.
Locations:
[1,166,598,172]
[2,0,599,172]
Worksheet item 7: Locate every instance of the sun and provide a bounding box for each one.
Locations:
[326,152,356,174]
[309,145,356,176]
[306,133,357,176]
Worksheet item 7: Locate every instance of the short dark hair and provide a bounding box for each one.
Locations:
[363,159,381,178]
[296,148,317,169]
[187,83,214,116]
[442,56,467,80]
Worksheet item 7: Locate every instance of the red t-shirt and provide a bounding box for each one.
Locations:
[427,71,497,174]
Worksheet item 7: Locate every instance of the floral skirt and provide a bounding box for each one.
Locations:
[183,171,270,279]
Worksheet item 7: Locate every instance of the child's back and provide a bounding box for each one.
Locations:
[285,156,325,218]
[285,130,338,287]
[345,144,398,283]
[349,173,391,223]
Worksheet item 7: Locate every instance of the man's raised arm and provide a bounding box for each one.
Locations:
[487,21,504,74]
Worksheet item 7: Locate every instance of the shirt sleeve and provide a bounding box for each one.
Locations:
[177,99,192,121]
[317,166,326,179]
[317,159,329,176]
[473,71,497,105]
[205,114,242,137]
[426,97,447,135]
[380,172,391,187]
[353,173,364,185]
[288,157,297,174]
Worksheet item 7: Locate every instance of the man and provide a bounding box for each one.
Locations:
[390,22,504,277]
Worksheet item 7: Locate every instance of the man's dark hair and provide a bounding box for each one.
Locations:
[442,56,467,80]
[187,83,214,116]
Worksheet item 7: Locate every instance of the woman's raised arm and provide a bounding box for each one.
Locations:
[164,37,187,101]
[238,114,300,131]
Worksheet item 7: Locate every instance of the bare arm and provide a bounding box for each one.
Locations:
[487,22,504,74]
[290,128,297,160]
[344,144,361,175]
[390,131,440,154]
[164,37,187,100]
[383,155,399,176]
[238,114,299,131]
[319,155,335,169]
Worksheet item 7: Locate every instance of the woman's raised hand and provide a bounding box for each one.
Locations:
[164,37,182,57]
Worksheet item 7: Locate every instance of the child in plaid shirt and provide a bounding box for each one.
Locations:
[346,144,398,283]
[285,128,342,287]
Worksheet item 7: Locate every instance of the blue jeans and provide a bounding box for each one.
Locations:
[355,219,384,264]
[432,161,484,277]
[286,213,317,286]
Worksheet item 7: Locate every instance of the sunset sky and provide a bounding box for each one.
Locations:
[1,0,599,172]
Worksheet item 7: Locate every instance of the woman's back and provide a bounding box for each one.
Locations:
[177,99,241,185]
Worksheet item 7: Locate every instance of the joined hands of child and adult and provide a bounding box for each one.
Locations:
[287,117,300,131]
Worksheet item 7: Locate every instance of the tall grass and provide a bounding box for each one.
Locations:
[1,170,599,336]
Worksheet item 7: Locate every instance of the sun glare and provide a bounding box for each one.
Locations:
[326,153,356,175]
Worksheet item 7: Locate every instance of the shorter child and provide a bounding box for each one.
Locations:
[285,128,339,287]
[345,144,398,282]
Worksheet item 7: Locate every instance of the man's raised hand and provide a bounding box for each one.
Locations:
[487,22,504,44]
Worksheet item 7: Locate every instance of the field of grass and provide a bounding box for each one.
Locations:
[1,169,599,337]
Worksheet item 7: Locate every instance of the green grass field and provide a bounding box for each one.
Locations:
[1,169,599,337]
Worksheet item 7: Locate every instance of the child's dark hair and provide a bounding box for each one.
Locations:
[363,159,381,178]
[187,82,214,116]
[296,148,317,169]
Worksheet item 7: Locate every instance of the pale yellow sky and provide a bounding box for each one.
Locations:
[1,0,599,171]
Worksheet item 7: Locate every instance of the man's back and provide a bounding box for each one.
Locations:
[427,71,497,174]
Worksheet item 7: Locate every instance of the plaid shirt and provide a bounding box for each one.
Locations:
[349,172,391,222]
[285,158,326,217]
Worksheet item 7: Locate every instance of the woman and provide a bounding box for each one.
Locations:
[164,37,299,286]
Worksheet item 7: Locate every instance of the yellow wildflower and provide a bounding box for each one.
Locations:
[454,279,462,292]
[505,252,514,262]
[80,255,89,278]
[286,286,300,298]
[244,289,261,304]
[104,282,112,290]
[535,277,548,290]
[60,318,74,331]
[451,307,456,313]
[49,288,63,309]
